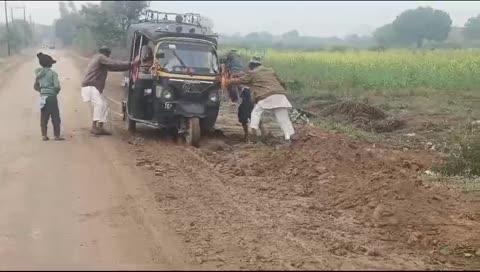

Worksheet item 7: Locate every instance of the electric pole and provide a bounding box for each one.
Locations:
[29,14,34,45]
[9,6,26,23]
[4,0,10,56]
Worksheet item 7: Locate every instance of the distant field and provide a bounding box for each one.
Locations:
[221,48,480,96]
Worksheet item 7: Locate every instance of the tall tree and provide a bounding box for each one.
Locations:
[79,3,123,48]
[391,7,452,48]
[55,1,82,46]
[59,2,69,18]
[101,1,149,31]
[373,23,402,47]
[464,15,480,40]
[67,1,77,13]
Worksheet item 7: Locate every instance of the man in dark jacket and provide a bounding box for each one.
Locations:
[81,46,138,135]
[225,57,296,143]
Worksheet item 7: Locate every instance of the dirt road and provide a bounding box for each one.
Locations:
[0,50,479,270]
[0,50,191,270]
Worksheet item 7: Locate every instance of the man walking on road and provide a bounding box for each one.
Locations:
[224,57,297,144]
[81,46,138,135]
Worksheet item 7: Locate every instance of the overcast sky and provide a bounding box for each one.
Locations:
[8,1,480,37]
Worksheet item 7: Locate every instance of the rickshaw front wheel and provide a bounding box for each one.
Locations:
[125,113,136,133]
[184,117,201,147]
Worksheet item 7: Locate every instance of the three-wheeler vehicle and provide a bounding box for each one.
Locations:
[123,10,221,147]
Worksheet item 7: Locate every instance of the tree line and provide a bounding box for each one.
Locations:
[0,19,36,56]
[223,7,480,50]
[54,2,480,52]
[54,1,149,55]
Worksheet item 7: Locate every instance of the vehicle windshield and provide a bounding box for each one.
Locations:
[156,42,219,75]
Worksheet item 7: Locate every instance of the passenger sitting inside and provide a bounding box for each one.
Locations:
[140,41,154,69]
[132,40,154,82]
[163,50,182,72]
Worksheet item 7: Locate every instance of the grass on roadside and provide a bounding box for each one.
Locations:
[434,121,480,178]
[314,118,379,142]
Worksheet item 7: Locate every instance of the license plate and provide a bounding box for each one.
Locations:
[164,103,173,110]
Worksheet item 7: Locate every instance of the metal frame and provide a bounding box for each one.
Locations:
[140,10,203,26]
[123,101,163,129]
[137,9,215,35]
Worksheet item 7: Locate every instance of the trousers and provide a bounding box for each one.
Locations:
[249,96,295,140]
[40,96,61,137]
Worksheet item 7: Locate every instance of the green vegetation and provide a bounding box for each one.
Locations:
[55,1,149,55]
[0,20,35,56]
[224,48,480,95]
[435,122,480,177]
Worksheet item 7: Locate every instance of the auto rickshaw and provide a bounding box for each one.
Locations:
[123,10,221,147]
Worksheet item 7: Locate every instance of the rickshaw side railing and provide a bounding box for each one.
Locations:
[136,10,214,35]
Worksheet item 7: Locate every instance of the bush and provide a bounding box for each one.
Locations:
[436,125,480,177]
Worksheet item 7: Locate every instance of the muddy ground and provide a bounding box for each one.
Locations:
[66,51,480,270]
[5,48,478,270]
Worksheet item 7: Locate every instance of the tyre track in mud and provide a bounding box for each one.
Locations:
[124,135,339,270]
[113,127,436,270]
[120,127,443,270]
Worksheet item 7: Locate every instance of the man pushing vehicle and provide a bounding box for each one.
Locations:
[81,46,139,135]
[224,57,297,144]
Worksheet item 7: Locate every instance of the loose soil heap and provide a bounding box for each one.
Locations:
[317,100,405,133]
[199,125,480,269]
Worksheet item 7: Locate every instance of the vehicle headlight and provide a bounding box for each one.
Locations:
[163,90,173,100]
[156,85,173,100]
[208,91,219,103]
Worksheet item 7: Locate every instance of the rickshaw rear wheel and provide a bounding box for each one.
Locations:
[184,117,201,147]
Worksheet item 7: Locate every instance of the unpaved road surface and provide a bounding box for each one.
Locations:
[0,50,191,270]
[0,50,479,270]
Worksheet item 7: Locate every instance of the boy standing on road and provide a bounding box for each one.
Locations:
[34,52,65,141]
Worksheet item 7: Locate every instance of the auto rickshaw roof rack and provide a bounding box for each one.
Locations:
[138,9,216,36]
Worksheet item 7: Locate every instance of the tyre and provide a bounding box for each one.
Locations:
[125,112,136,133]
[200,108,219,136]
[184,117,201,147]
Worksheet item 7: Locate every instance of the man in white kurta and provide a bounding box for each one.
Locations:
[225,57,296,143]
[81,46,137,135]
